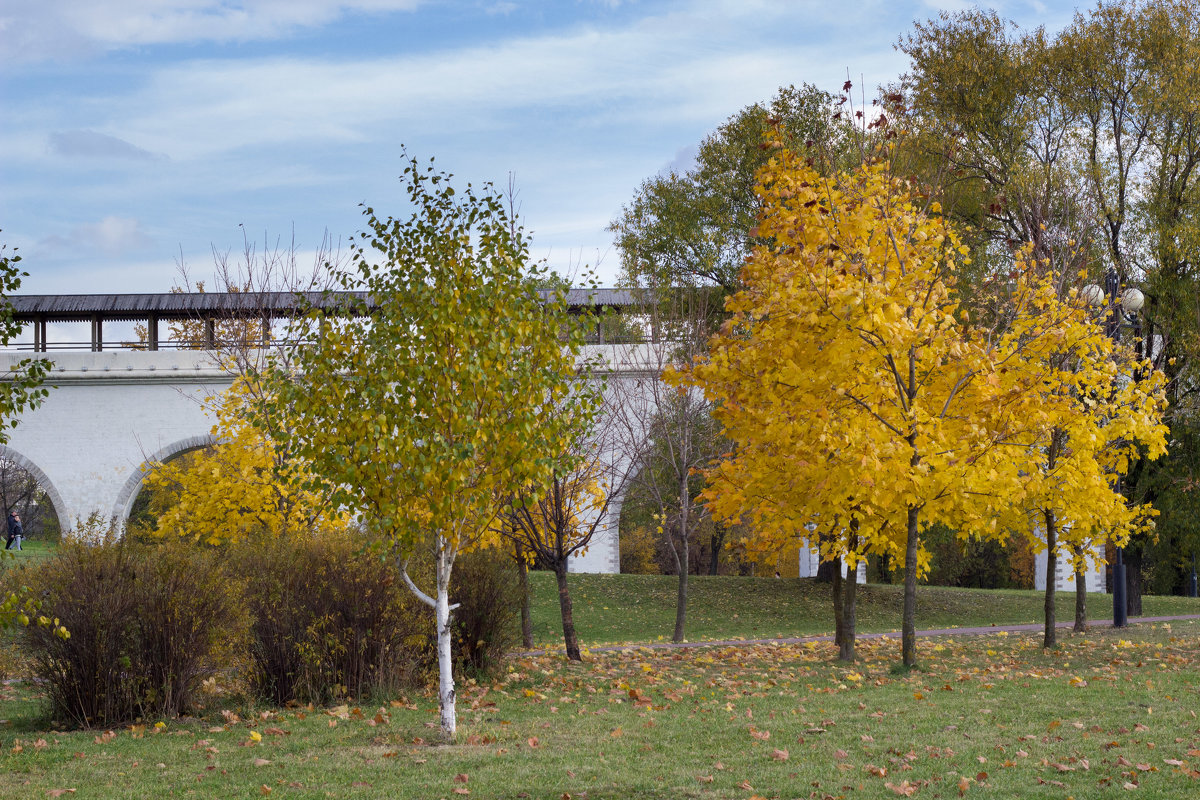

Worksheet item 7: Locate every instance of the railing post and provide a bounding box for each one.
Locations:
[91,314,103,352]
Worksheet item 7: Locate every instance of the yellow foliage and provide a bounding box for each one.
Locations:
[671,147,1168,660]
[141,377,346,543]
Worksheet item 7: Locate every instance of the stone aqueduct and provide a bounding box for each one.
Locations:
[0,291,1104,589]
[0,290,644,573]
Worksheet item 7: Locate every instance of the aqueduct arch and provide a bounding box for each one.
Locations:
[0,350,231,533]
[0,443,70,534]
[113,434,220,524]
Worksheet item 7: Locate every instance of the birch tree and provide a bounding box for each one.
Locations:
[257,158,597,738]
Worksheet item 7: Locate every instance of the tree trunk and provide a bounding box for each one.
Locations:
[1043,509,1057,649]
[401,541,459,739]
[1126,546,1143,617]
[673,537,689,642]
[841,562,858,662]
[708,523,725,575]
[435,578,456,738]
[554,562,581,661]
[840,520,860,662]
[1074,561,1087,633]
[832,563,845,648]
[902,505,920,667]
[517,543,533,649]
[815,558,837,583]
[672,476,691,643]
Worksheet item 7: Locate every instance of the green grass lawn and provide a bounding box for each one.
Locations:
[2,620,1199,798]
[527,572,1200,647]
[5,546,1200,798]
[0,536,58,566]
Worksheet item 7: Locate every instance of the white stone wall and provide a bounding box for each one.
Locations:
[796,539,867,584]
[0,347,657,573]
[0,351,231,531]
[1034,541,1107,593]
[566,349,660,574]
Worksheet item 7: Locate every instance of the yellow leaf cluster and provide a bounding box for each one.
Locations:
[673,148,1168,575]
[141,377,347,544]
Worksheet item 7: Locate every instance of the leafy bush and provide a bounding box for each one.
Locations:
[448,547,522,676]
[228,532,427,706]
[22,531,247,727]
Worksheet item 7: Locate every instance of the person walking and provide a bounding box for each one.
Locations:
[5,510,23,551]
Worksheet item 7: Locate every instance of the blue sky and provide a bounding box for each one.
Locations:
[2,0,1080,298]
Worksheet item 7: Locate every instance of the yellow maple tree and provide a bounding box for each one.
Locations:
[673,147,1167,665]
[140,376,345,543]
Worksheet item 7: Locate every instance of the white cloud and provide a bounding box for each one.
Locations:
[97,4,909,162]
[48,130,167,161]
[0,0,423,63]
[39,216,152,257]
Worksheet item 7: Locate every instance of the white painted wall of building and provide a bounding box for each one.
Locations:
[1034,542,1107,593]
[0,351,229,531]
[797,539,867,584]
[0,347,663,574]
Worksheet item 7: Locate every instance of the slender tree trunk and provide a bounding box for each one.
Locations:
[517,543,533,649]
[841,521,860,662]
[708,523,725,575]
[554,561,581,661]
[1126,547,1143,617]
[841,563,858,662]
[673,489,690,643]
[673,533,689,643]
[435,580,456,737]
[1074,561,1087,633]
[431,540,458,739]
[832,563,845,649]
[1043,509,1057,649]
[902,505,920,667]
[401,542,459,739]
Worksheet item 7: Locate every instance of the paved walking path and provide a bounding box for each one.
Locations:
[541,614,1200,655]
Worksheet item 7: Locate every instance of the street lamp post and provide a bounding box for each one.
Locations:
[1082,270,1144,629]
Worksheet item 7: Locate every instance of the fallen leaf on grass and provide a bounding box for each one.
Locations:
[698,775,714,783]
[885,780,918,796]
[527,737,540,748]
[770,749,789,761]
[738,780,754,791]
[957,776,970,796]
[253,759,271,767]
[46,791,76,798]
[454,774,469,784]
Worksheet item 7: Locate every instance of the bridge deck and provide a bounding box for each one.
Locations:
[5,289,638,352]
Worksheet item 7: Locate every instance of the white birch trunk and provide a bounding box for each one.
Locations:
[402,535,459,740]
[435,551,456,738]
